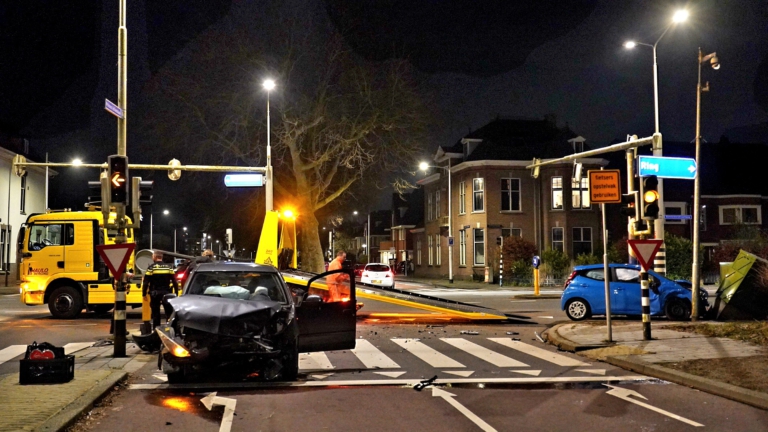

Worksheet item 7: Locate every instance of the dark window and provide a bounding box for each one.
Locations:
[501,178,521,211]
[572,227,592,256]
[552,227,564,252]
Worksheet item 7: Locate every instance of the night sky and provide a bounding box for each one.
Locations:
[2,0,767,245]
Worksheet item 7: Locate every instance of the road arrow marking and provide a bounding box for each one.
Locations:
[604,385,703,427]
[309,373,335,380]
[200,392,237,432]
[510,370,541,376]
[443,370,474,377]
[432,387,498,432]
[374,371,406,378]
[576,369,605,375]
[152,373,168,382]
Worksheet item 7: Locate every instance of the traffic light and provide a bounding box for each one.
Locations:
[642,175,660,220]
[86,180,103,208]
[620,191,637,218]
[131,178,153,214]
[107,155,129,206]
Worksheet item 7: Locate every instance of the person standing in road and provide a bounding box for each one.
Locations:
[142,251,179,329]
[326,250,349,302]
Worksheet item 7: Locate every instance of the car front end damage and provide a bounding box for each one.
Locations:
[158,295,298,382]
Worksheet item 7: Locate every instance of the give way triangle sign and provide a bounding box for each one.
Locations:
[96,243,135,280]
[627,239,663,271]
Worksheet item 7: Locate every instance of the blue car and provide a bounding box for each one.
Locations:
[561,264,708,321]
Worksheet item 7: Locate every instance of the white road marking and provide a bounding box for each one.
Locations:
[201,392,237,432]
[152,373,168,382]
[64,342,93,354]
[576,369,606,375]
[605,385,704,427]
[0,345,27,366]
[432,387,498,432]
[392,339,465,368]
[535,316,554,319]
[442,370,474,377]
[489,338,589,367]
[351,339,400,369]
[130,375,650,390]
[441,338,528,367]
[309,373,334,380]
[299,352,335,370]
[510,370,541,376]
[509,300,536,303]
[374,371,406,378]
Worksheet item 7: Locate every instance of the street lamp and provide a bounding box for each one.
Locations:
[263,79,275,212]
[624,9,688,273]
[692,48,720,321]
[419,161,453,283]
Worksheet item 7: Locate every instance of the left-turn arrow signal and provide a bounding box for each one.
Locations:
[111,173,125,187]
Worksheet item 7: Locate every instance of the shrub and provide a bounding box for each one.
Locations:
[574,253,601,266]
[540,248,570,279]
[664,233,697,280]
[502,236,537,279]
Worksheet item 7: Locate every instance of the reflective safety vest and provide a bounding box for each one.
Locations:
[142,264,178,295]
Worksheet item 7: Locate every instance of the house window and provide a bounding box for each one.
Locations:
[436,235,442,266]
[20,174,27,215]
[719,205,761,225]
[459,230,466,266]
[428,235,433,265]
[572,227,592,256]
[427,193,433,221]
[501,178,521,211]
[552,227,564,252]
[551,177,563,210]
[436,190,441,219]
[416,239,422,265]
[571,177,590,209]
[664,202,687,225]
[473,228,485,265]
[473,178,484,212]
[501,228,522,238]
[700,206,707,231]
[459,181,466,214]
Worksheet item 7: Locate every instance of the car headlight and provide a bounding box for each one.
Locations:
[156,328,190,358]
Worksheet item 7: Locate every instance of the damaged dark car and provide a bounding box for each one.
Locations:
[157,262,356,383]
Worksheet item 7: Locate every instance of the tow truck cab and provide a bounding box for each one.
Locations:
[17,211,142,318]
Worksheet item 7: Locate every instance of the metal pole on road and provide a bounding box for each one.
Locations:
[602,202,612,342]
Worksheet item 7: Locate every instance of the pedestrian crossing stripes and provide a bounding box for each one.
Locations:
[392,338,466,368]
[441,338,529,367]
[0,342,94,366]
[488,338,589,367]
[351,339,400,369]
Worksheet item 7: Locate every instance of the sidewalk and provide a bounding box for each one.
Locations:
[545,321,768,410]
[394,275,562,291]
[0,285,19,295]
[0,338,155,432]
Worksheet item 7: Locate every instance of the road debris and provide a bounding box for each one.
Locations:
[460,330,479,335]
[414,375,438,391]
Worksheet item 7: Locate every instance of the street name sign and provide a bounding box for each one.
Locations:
[665,214,692,220]
[627,239,663,271]
[104,99,124,119]
[224,173,263,187]
[96,243,135,280]
[638,155,696,180]
[588,170,622,203]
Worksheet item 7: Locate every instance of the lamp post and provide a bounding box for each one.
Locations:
[150,209,169,249]
[692,48,720,321]
[263,79,275,212]
[624,9,688,275]
[420,161,453,283]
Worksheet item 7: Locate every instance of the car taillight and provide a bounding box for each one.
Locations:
[385,272,392,278]
[176,273,185,280]
[564,270,578,288]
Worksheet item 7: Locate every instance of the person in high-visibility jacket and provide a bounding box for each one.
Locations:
[326,250,349,302]
[141,251,179,329]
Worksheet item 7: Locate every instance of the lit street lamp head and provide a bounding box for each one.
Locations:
[263,79,276,91]
[163,209,169,215]
[353,211,358,215]
[72,158,83,166]
[418,162,429,171]
[672,9,689,23]
[623,41,636,49]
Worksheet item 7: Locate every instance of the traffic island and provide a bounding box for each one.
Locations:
[0,369,127,432]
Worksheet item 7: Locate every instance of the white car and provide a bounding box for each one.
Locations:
[361,263,395,288]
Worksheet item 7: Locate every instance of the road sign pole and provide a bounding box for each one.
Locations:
[498,237,503,287]
[602,203,612,343]
[640,268,652,340]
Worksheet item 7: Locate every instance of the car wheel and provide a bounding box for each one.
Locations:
[48,286,84,319]
[665,298,691,321]
[565,298,592,321]
[91,304,113,315]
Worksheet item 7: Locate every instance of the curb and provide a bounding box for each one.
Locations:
[36,370,128,432]
[513,294,562,300]
[605,355,768,411]
[543,324,610,352]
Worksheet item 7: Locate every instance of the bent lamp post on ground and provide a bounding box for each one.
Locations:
[420,162,453,283]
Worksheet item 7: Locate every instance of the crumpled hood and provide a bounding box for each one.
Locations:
[168,295,282,336]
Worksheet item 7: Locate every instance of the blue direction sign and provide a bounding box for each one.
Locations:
[104,99,124,119]
[638,155,697,180]
[224,173,263,187]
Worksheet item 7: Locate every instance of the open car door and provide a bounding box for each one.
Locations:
[296,268,356,353]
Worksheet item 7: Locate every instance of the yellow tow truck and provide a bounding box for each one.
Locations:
[17,210,142,318]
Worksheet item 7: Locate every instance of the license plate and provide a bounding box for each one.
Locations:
[372,280,382,284]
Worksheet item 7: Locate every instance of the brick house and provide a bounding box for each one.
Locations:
[413,117,607,281]
[379,189,423,269]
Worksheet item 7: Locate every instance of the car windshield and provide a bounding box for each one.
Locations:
[366,264,389,272]
[187,271,287,303]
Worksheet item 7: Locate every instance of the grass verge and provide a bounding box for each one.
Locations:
[663,322,768,347]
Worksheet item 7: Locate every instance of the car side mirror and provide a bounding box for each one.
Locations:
[304,294,323,304]
[163,293,177,303]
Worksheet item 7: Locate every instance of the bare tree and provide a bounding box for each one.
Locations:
[135,9,428,272]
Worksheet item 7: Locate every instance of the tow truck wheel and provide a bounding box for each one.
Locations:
[48,286,83,319]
